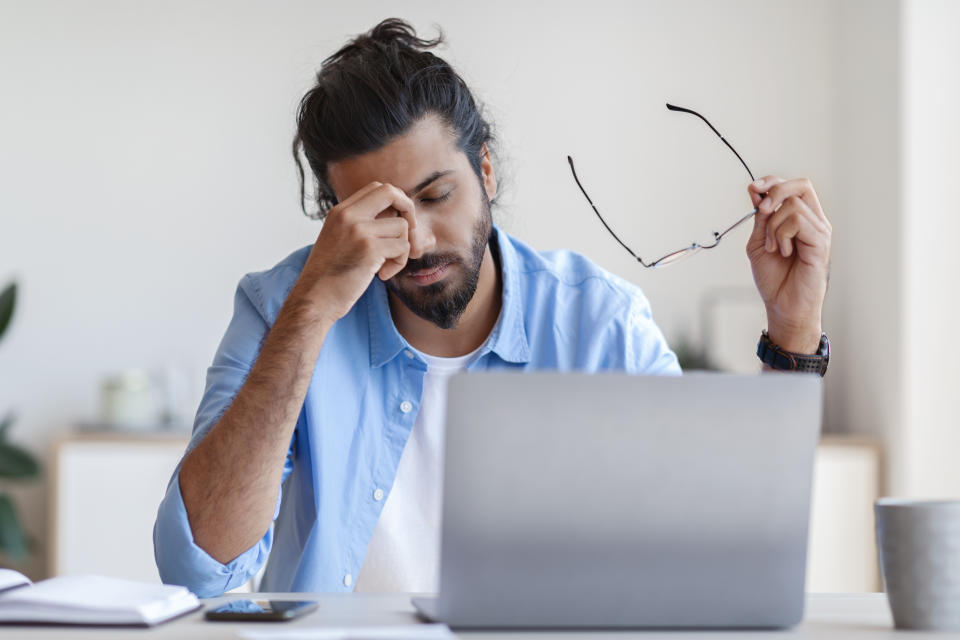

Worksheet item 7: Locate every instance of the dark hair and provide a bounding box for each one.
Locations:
[293,18,496,219]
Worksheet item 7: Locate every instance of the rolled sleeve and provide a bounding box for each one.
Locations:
[153,274,292,596]
[153,467,274,597]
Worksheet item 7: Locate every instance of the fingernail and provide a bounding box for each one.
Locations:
[753,179,764,188]
[759,198,771,213]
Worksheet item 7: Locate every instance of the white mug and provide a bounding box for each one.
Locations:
[875,498,960,630]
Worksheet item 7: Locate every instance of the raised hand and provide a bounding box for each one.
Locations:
[746,176,832,354]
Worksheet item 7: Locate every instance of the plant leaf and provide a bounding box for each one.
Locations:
[0,412,13,440]
[0,442,40,479]
[0,494,27,561]
[0,282,15,342]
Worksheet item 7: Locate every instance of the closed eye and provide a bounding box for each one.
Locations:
[420,191,452,204]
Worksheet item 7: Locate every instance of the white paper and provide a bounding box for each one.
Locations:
[239,623,455,640]
[0,569,31,593]
[0,574,198,625]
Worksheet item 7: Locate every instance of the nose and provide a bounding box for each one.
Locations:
[407,219,436,260]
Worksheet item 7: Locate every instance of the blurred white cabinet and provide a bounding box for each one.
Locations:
[48,431,881,592]
[49,431,189,582]
[806,436,882,592]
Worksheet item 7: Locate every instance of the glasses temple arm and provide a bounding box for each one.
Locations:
[566,156,653,268]
[665,103,756,182]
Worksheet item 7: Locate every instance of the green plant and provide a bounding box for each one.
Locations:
[671,332,717,372]
[0,282,40,562]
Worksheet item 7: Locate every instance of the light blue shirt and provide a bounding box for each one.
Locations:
[153,226,681,597]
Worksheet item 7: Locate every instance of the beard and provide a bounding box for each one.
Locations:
[385,187,493,330]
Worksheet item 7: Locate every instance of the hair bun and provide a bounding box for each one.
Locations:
[364,17,443,50]
[323,18,442,66]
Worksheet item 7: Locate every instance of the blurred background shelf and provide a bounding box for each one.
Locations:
[48,430,190,582]
[807,435,882,592]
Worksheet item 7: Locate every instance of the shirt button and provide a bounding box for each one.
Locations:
[404,349,414,359]
[373,488,385,501]
[400,401,413,414]
[343,573,353,587]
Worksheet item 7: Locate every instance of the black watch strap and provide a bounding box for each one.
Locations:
[757,331,829,376]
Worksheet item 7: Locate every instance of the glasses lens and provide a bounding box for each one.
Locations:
[652,245,701,268]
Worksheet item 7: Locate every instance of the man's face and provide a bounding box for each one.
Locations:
[326,115,496,329]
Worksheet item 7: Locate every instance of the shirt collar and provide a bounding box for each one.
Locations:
[366,224,530,368]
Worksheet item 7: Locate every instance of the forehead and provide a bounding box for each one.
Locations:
[326,114,463,200]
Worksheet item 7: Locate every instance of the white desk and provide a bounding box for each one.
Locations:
[1,593,916,638]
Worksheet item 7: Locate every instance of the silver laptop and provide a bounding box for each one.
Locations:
[413,372,822,629]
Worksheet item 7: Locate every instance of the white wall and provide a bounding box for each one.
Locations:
[830,0,903,490]
[900,0,960,498]
[0,0,908,580]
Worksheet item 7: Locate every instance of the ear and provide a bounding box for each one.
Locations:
[479,143,498,202]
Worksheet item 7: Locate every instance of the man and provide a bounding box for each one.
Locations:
[154,18,831,597]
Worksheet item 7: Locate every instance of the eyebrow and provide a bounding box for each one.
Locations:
[406,170,454,196]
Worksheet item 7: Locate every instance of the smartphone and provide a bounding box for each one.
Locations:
[204,599,318,622]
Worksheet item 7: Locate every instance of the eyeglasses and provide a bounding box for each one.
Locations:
[568,103,758,268]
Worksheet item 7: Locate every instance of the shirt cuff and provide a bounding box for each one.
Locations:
[153,469,273,597]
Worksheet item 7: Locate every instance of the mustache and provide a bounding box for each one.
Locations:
[401,252,462,275]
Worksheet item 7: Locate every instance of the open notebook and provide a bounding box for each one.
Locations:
[0,569,200,626]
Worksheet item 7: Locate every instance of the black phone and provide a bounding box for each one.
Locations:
[204,599,318,622]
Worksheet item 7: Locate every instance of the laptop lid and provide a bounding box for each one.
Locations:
[432,372,822,628]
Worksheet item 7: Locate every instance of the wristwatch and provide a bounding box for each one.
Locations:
[756,330,830,376]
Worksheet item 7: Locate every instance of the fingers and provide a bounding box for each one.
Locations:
[365,216,412,279]
[747,175,786,253]
[764,195,829,259]
[747,175,784,210]
[362,216,409,239]
[755,177,829,227]
[771,215,802,257]
[747,175,833,260]
[320,180,424,281]
[376,237,411,281]
[335,180,383,210]
[353,218,411,279]
[349,183,418,230]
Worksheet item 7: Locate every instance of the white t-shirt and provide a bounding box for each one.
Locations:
[353,344,483,593]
